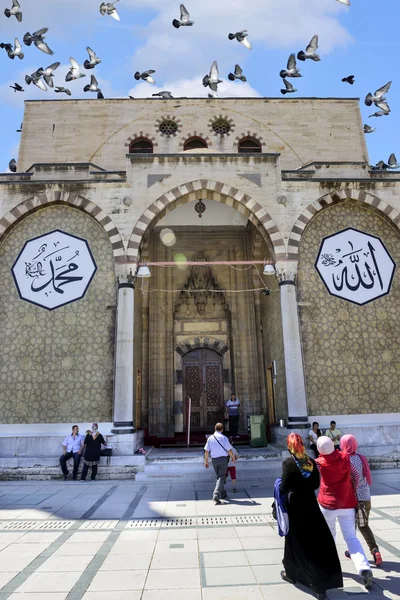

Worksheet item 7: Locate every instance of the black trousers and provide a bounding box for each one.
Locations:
[81,463,98,481]
[310,443,320,458]
[229,415,239,437]
[60,452,81,479]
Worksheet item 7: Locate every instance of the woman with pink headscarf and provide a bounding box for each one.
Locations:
[341,434,383,567]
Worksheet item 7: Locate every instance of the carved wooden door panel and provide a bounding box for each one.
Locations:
[183,349,223,431]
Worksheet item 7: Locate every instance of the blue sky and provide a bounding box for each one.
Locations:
[0,0,398,171]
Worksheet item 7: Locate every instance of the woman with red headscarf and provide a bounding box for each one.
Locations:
[280,433,343,599]
[341,434,383,566]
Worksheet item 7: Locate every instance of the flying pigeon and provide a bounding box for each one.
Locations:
[152,91,174,98]
[84,75,101,93]
[10,82,24,92]
[208,91,218,98]
[41,62,60,87]
[369,110,390,118]
[1,38,24,60]
[364,81,391,107]
[280,54,302,78]
[202,60,222,92]
[336,0,350,5]
[363,124,375,133]
[16,122,23,132]
[297,35,320,61]
[228,30,251,49]
[84,47,101,69]
[23,28,54,55]
[134,70,156,84]
[371,160,387,171]
[97,91,104,99]
[25,69,47,91]
[4,0,22,22]
[172,4,194,28]
[99,1,120,21]
[342,75,355,85]
[228,64,247,82]
[281,79,297,95]
[8,159,17,172]
[66,57,86,81]
[387,153,400,169]
[55,86,72,96]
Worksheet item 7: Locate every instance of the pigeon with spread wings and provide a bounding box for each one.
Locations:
[23,28,54,55]
[134,70,156,84]
[1,38,24,60]
[173,4,194,28]
[228,30,251,49]
[280,54,302,78]
[202,60,222,92]
[84,47,101,69]
[4,0,22,22]
[99,1,120,21]
[66,57,86,81]
[281,79,297,95]
[364,81,391,107]
[297,35,320,61]
[228,64,247,82]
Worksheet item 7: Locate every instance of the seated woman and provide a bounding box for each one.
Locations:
[280,433,343,600]
[308,421,322,458]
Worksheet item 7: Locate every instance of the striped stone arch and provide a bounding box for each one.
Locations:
[176,336,229,357]
[127,180,285,265]
[0,189,125,262]
[287,188,400,260]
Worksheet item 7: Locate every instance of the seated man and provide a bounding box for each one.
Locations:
[60,425,85,480]
[325,421,342,450]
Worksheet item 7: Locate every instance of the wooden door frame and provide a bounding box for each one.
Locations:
[182,348,224,432]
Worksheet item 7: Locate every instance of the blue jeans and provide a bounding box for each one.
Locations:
[60,451,81,479]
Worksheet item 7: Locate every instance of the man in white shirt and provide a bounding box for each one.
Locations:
[225,393,241,438]
[60,425,85,480]
[204,423,237,505]
[325,421,342,450]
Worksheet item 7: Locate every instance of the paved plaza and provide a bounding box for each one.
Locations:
[0,469,399,599]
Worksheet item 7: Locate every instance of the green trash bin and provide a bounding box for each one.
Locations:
[249,415,267,447]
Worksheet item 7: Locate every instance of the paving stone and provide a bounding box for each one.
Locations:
[88,570,147,591]
[145,568,201,589]
[100,553,152,571]
[201,550,249,568]
[16,571,82,593]
[203,586,264,600]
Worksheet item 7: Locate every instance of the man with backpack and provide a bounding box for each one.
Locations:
[204,422,237,505]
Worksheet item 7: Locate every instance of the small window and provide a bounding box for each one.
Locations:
[212,119,231,136]
[129,138,153,153]
[159,119,178,136]
[238,138,262,154]
[183,137,208,151]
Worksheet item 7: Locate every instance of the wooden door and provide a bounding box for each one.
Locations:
[183,349,224,431]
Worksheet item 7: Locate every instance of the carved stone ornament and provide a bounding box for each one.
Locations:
[11,229,97,310]
[175,251,224,316]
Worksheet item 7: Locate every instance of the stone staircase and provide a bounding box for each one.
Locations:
[135,446,283,482]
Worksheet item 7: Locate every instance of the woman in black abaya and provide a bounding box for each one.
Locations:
[280,433,343,600]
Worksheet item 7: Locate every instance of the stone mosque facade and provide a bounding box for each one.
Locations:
[1,97,400,454]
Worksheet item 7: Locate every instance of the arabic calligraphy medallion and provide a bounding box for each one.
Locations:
[11,229,97,310]
[315,228,396,306]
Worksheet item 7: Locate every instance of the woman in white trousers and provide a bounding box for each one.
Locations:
[316,436,373,591]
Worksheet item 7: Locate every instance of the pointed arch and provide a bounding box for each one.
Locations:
[287,189,400,260]
[0,189,125,262]
[127,180,285,266]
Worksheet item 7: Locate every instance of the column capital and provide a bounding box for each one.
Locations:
[118,271,135,289]
[275,260,299,284]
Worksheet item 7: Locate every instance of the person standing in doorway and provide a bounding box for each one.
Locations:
[81,423,106,481]
[225,393,241,438]
[325,421,342,450]
[204,422,237,505]
[60,425,85,480]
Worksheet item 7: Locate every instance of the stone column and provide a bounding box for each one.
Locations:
[275,261,308,429]
[112,276,135,434]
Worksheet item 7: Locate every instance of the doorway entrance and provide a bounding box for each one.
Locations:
[183,348,224,431]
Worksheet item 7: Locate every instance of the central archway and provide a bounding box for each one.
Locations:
[127,180,285,265]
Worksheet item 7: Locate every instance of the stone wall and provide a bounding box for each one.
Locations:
[298,202,400,416]
[0,205,117,423]
[18,98,367,172]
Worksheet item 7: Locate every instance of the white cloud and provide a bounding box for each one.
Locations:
[129,77,261,100]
